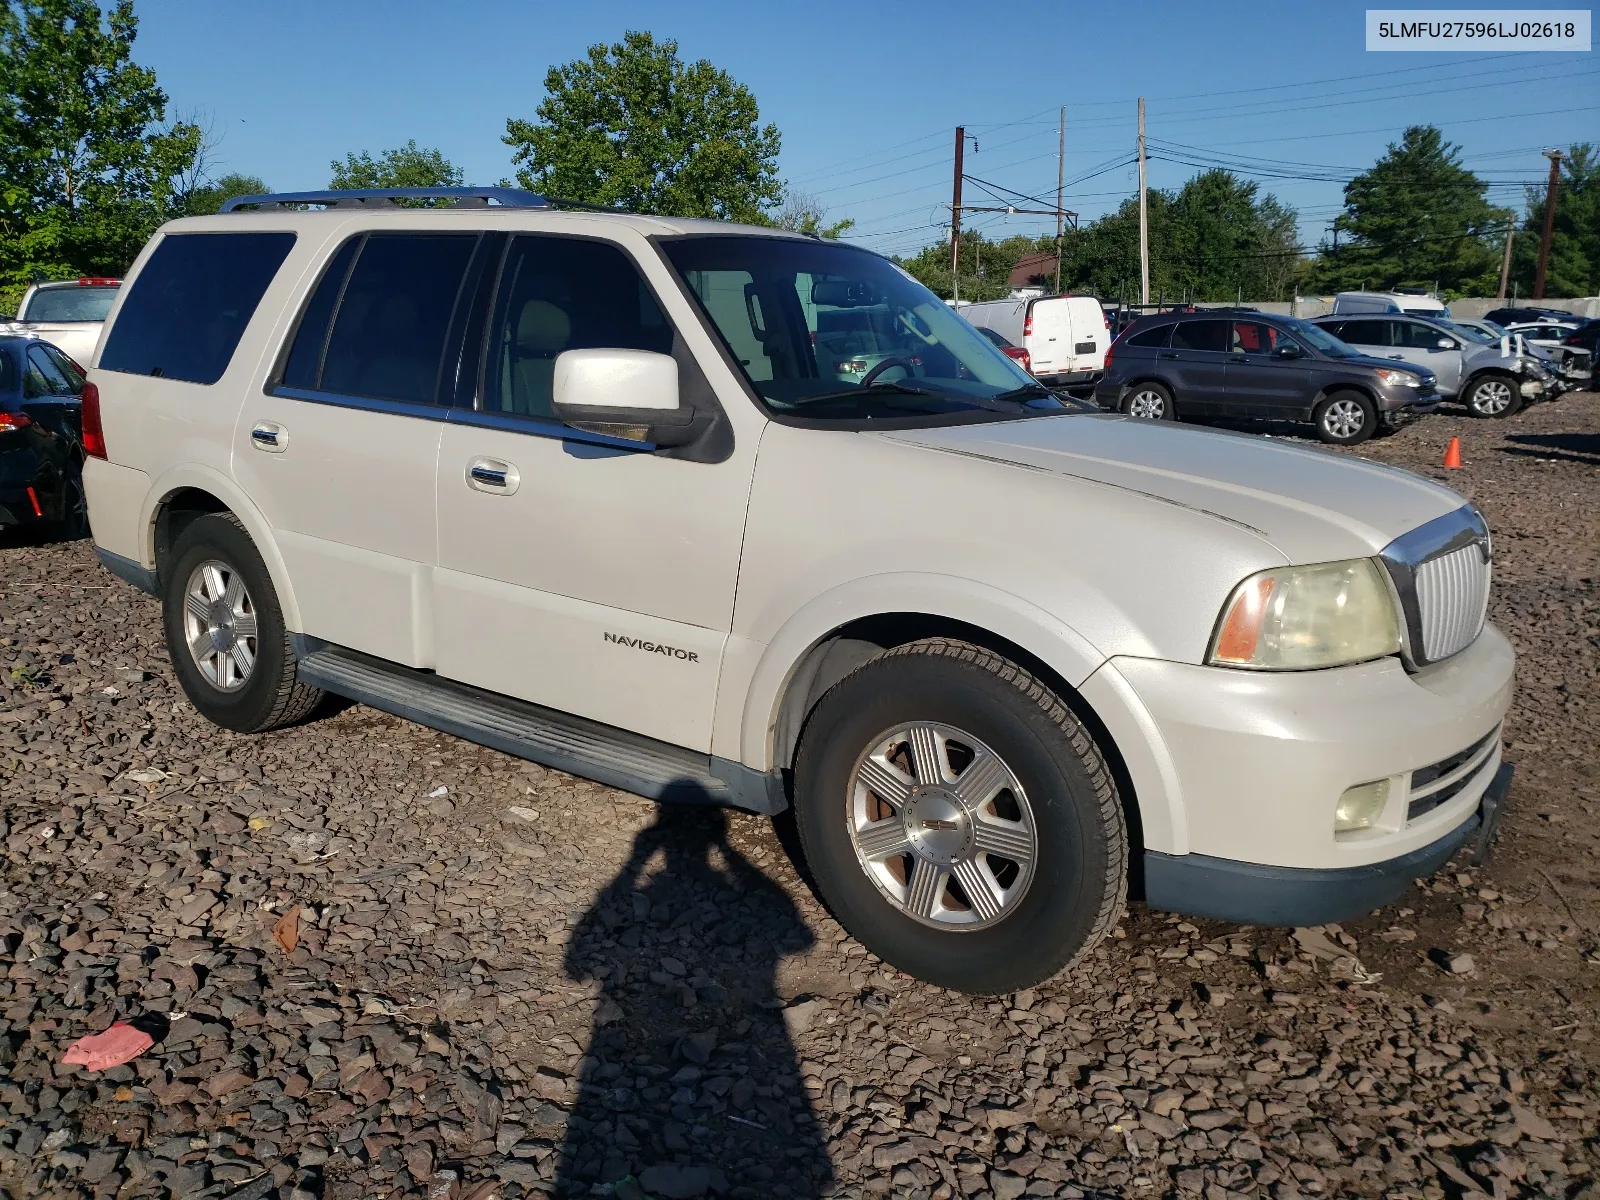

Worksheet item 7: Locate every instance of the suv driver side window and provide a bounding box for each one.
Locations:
[482,236,673,420]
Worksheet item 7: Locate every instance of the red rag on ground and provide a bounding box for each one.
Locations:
[61,1022,154,1071]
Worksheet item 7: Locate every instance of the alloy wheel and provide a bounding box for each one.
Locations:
[182,560,258,692]
[847,721,1037,930]
[1126,389,1166,418]
[1470,379,1513,415]
[1322,398,1367,439]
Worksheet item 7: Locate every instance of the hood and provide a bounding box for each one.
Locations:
[877,414,1468,564]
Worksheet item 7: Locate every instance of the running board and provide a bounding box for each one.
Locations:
[295,643,785,815]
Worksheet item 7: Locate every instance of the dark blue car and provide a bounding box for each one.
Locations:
[0,335,87,536]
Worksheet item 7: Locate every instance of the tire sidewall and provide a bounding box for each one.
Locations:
[1315,391,1375,445]
[795,651,1119,993]
[163,515,294,733]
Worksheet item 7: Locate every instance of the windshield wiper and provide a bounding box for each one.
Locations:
[791,380,961,406]
[988,383,1056,403]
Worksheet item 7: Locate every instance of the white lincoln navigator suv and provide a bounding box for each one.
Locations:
[80,188,1514,995]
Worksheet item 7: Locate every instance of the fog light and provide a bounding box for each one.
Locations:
[1335,780,1390,832]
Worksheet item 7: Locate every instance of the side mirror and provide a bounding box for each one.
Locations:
[551,349,704,448]
[1273,343,1303,359]
[1436,338,1456,350]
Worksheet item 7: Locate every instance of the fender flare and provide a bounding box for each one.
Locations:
[139,463,304,631]
[732,572,1107,771]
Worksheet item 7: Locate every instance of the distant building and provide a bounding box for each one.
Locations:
[1009,253,1059,289]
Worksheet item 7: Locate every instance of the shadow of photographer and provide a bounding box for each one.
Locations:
[554,785,835,1198]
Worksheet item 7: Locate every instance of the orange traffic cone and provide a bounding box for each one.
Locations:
[1443,437,1463,469]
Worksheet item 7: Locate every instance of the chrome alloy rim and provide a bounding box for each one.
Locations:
[182,560,258,692]
[1126,389,1166,418]
[1322,398,1366,439]
[847,722,1037,930]
[1471,379,1512,414]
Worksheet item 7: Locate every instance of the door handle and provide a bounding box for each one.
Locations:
[1389,354,1406,360]
[250,422,287,453]
[1228,355,1249,363]
[1158,352,1180,359]
[466,457,520,496]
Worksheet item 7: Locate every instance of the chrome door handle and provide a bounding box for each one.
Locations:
[250,422,287,453]
[466,457,520,495]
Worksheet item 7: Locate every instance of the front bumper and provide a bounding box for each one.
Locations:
[1145,763,1512,925]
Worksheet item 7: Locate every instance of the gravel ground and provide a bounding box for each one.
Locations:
[1,392,1596,1200]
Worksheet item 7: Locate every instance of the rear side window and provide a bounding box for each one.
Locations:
[1169,320,1228,352]
[1126,322,1173,348]
[284,234,476,406]
[1336,320,1391,346]
[99,233,295,384]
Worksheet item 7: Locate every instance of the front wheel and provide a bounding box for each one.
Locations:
[1313,391,1376,445]
[162,512,323,733]
[1462,373,1522,418]
[794,638,1127,995]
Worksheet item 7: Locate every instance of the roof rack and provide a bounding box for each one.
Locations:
[219,187,552,212]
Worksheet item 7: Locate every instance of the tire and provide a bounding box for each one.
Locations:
[162,512,323,733]
[1122,381,1175,421]
[1461,373,1522,419]
[1312,390,1376,445]
[793,638,1127,995]
[57,463,89,540]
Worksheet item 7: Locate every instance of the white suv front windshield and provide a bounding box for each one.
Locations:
[661,236,1054,421]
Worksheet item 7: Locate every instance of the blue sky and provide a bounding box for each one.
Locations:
[137,0,1597,257]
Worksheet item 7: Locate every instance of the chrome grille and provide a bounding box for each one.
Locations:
[1379,505,1493,669]
[1414,544,1491,661]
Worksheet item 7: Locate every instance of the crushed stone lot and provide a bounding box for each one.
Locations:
[1,394,1597,1200]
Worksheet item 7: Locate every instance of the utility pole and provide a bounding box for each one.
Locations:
[951,126,966,303]
[1054,105,1066,294]
[1496,226,1515,300]
[1533,149,1563,299]
[1137,98,1149,307]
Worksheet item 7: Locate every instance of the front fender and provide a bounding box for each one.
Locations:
[718,572,1108,772]
[139,462,304,631]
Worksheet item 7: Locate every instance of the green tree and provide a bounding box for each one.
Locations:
[503,31,782,221]
[184,171,268,216]
[0,0,199,314]
[1508,144,1598,298]
[1311,126,1511,295]
[330,140,463,191]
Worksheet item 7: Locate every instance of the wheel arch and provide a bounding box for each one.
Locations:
[141,465,303,630]
[1307,381,1378,421]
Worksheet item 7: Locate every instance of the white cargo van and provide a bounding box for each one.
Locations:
[1332,291,1450,318]
[955,294,1108,385]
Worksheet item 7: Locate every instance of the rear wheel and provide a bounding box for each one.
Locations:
[1462,373,1521,418]
[57,464,88,540]
[162,513,323,733]
[1122,382,1175,421]
[1313,391,1376,445]
[794,638,1127,995]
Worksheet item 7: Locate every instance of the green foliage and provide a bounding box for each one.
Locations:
[330,140,463,191]
[1311,126,1511,296]
[184,172,268,216]
[1507,144,1599,298]
[768,190,854,239]
[0,0,200,315]
[899,170,1305,304]
[503,30,782,221]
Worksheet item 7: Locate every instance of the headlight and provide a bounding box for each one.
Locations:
[1374,368,1421,387]
[1209,559,1400,670]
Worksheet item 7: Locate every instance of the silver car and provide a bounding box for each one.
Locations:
[1311,313,1552,418]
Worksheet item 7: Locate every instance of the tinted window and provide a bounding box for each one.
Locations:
[1126,322,1173,348]
[281,238,361,390]
[0,348,14,392]
[43,344,85,389]
[318,235,476,405]
[100,233,295,384]
[23,286,118,323]
[1169,320,1228,352]
[1399,322,1451,349]
[1335,320,1390,346]
[484,236,674,420]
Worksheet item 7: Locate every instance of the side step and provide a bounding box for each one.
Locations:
[296,643,784,815]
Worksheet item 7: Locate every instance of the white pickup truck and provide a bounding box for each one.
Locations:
[81,188,1514,995]
[2,278,121,366]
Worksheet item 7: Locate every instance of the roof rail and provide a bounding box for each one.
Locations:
[219,187,551,212]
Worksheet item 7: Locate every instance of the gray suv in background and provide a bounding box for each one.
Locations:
[1095,310,1439,444]
[1310,314,1554,418]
